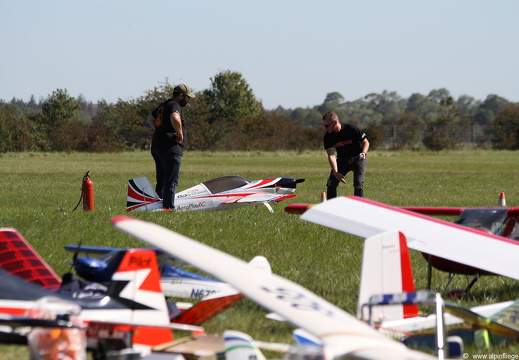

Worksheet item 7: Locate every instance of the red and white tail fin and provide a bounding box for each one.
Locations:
[0,228,61,290]
[108,249,173,347]
[126,177,163,212]
[357,231,418,322]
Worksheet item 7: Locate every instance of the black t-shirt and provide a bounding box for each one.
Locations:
[151,98,186,156]
[323,123,366,159]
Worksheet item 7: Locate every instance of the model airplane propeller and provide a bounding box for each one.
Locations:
[127,175,304,213]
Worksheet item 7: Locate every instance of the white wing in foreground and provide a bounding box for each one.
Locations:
[301,196,519,281]
[112,216,435,360]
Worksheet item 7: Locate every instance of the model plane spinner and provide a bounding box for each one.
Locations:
[127,175,304,213]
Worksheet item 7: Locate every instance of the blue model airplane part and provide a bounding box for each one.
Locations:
[161,266,219,282]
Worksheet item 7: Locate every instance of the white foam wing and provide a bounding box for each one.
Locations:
[112,216,434,360]
[301,196,519,280]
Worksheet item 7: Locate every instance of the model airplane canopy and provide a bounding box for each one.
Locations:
[112,216,436,360]
[300,196,519,281]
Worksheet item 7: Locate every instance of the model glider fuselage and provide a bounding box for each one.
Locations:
[127,175,304,212]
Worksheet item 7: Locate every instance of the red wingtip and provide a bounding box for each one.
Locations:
[111,215,135,225]
[284,204,314,214]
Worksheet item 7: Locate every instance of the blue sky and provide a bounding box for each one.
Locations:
[1,1,518,110]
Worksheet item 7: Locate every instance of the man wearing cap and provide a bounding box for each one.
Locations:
[147,84,196,210]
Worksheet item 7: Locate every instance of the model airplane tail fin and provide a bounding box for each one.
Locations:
[107,249,173,347]
[357,231,418,322]
[224,330,266,360]
[127,177,163,212]
[0,228,61,290]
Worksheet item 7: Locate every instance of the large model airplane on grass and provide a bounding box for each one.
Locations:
[112,215,437,360]
[286,196,519,294]
[127,175,304,213]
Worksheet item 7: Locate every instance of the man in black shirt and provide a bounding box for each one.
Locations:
[147,84,196,209]
[322,111,369,199]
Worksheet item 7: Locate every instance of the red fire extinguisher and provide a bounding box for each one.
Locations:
[82,171,94,211]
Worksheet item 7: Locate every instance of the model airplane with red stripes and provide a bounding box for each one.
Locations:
[127,175,304,213]
[0,228,248,357]
[286,195,519,294]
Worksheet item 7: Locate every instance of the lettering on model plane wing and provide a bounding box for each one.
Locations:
[260,286,335,317]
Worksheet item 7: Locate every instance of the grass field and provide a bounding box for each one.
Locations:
[1,150,518,358]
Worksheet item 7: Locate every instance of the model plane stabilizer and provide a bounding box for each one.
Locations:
[0,228,61,290]
[300,196,519,281]
[127,176,303,213]
[358,231,418,322]
[112,216,436,360]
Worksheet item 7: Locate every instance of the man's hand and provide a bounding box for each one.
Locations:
[359,152,366,160]
[334,171,347,184]
[175,133,183,143]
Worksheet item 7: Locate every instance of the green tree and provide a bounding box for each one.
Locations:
[0,104,36,152]
[423,96,460,150]
[491,104,519,149]
[364,91,405,125]
[474,94,510,126]
[204,70,263,124]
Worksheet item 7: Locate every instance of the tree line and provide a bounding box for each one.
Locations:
[1,70,518,153]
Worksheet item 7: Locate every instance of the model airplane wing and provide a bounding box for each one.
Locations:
[0,228,61,290]
[112,216,435,360]
[442,301,519,339]
[300,196,519,281]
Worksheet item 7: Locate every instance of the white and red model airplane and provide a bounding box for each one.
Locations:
[112,216,437,360]
[0,246,200,355]
[0,228,247,356]
[287,196,519,293]
[127,175,304,213]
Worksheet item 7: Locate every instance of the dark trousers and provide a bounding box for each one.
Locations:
[152,148,182,209]
[326,156,367,199]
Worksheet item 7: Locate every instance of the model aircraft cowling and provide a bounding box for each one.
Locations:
[127,175,305,212]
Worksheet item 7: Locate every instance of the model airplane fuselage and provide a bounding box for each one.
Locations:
[64,244,239,299]
[127,175,304,212]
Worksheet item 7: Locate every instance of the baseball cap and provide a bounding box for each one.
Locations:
[174,84,196,98]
